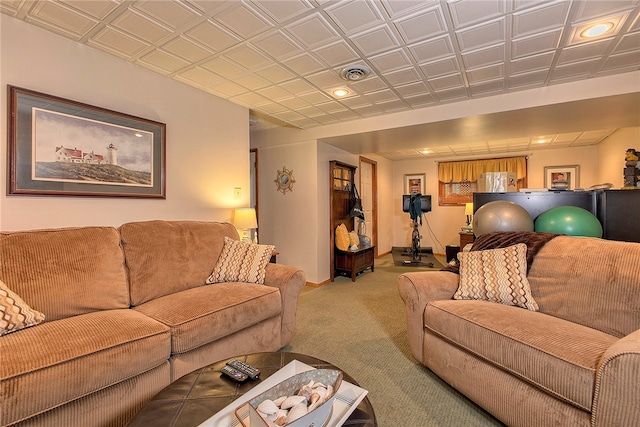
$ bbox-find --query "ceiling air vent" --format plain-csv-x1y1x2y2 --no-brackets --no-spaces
340,64,371,81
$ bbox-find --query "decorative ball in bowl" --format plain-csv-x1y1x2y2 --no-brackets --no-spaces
236,369,343,427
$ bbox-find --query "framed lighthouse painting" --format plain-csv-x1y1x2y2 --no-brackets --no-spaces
7,85,166,198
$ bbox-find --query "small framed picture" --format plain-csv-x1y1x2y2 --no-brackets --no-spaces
544,165,580,190
404,173,425,194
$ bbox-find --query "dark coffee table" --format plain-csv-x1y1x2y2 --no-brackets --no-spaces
127,352,376,427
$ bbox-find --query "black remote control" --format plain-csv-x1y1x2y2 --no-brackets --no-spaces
226,359,261,380
220,365,248,382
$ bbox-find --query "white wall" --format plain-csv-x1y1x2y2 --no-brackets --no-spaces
1,15,250,231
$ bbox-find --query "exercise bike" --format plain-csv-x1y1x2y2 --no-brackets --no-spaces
401,193,434,267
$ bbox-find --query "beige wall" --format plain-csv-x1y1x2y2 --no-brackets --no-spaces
1,15,250,231
597,127,640,186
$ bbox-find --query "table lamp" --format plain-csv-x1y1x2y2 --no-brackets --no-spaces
233,208,257,243
465,203,474,227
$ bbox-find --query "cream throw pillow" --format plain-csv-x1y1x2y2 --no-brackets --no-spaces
348,230,359,248
454,243,539,311
1,279,45,336
207,237,275,285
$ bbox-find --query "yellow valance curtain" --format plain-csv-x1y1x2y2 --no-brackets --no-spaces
438,156,527,182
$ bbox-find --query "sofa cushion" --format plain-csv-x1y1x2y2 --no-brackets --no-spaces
0,227,129,321
528,236,640,338
207,237,275,285
133,282,282,354
0,309,170,425
455,244,538,311
425,299,618,411
120,220,240,306
0,279,45,336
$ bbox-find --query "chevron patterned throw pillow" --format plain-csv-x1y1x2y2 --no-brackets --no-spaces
454,243,539,311
207,237,275,285
1,279,45,335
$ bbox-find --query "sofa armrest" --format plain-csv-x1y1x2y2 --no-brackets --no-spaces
263,263,306,348
592,328,640,427
397,271,459,363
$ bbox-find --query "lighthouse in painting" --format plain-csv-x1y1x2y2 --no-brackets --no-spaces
106,143,118,165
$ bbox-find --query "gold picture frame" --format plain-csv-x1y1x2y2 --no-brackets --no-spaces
404,173,425,194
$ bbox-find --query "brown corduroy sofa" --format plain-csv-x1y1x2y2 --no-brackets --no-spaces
398,235,640,427
0,220,306,427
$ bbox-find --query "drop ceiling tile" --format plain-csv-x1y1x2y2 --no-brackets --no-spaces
138,49,190,73
600,50,640,71
461,43,505,69
176,67,225,87
132,0,200,29
383,67,422,85
231,91,271,106
507,69,548,88
296,104,327,117
447,0,505,28
573,0,637,21
409,35,455,62
511,28,562,58
568,13,629,46
251,0,313,23
299,91,333,104
234,73,272,91
28,1,98,39
553,132,581,142
349,76,388,93
252,31,305,61
313,40,360,67
456,17,506,52
110,8,173,44
420,56,460,78
314,101,348,114
352,104,386,117
551,58,600,80
363,89,399,103
256,86,295,101
369,49,414,73
378,98,408,112
278,79,316,95
60,0,121,20
434,86,468,101
185,20,242,53
289,117,321,129
393,6,447,43
512,1,569,38
274,109,306,121
429,72,465,90
211,2,273,39
208,80,249,97
557,38,613,65
467,63,504,83
201,57,247,79
469,78,505,96
341,96,373,109
88,26,149,58
162,36,212,62
256,102,289,114
305,69,345,89
394,81,430,96
282,53,327,76
379,0,438,18
404,92,437,107
224,45,272,70
254,63,296,84
285,13,341,49
325,0,384,35
349,25,402,56
612,31,640,53
510,51,554,74
326,109,360,121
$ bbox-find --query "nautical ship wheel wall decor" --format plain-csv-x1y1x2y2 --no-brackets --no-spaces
275,166,295,195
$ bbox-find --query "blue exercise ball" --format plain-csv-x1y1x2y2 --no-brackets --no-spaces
534,206,602,237
473,201,534,237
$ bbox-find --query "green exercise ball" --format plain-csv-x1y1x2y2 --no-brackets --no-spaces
473,201,534,237
534,206,603,238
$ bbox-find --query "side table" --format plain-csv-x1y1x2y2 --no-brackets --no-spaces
334,245,375,281
127,352,376,427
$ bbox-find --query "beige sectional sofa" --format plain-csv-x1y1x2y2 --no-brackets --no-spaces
0,220,306,427
398,234,640,427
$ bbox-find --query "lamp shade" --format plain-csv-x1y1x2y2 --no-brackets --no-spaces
234,208,257,229
465,203,474,216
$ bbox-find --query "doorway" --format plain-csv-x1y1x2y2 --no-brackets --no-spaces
359,156,377,257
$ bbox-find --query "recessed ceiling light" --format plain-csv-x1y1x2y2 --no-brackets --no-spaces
333,88,349,97
536,138,547,144
581,22,613,38
420,149,430,154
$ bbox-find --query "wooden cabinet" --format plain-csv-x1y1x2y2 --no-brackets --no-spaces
335,245,375,282
330,161,357,281
459,232,475,248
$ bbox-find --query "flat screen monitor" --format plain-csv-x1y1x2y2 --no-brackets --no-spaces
402,194,432,213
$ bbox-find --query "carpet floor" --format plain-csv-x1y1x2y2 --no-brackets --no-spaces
281,253,504,427
390,246,445,268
